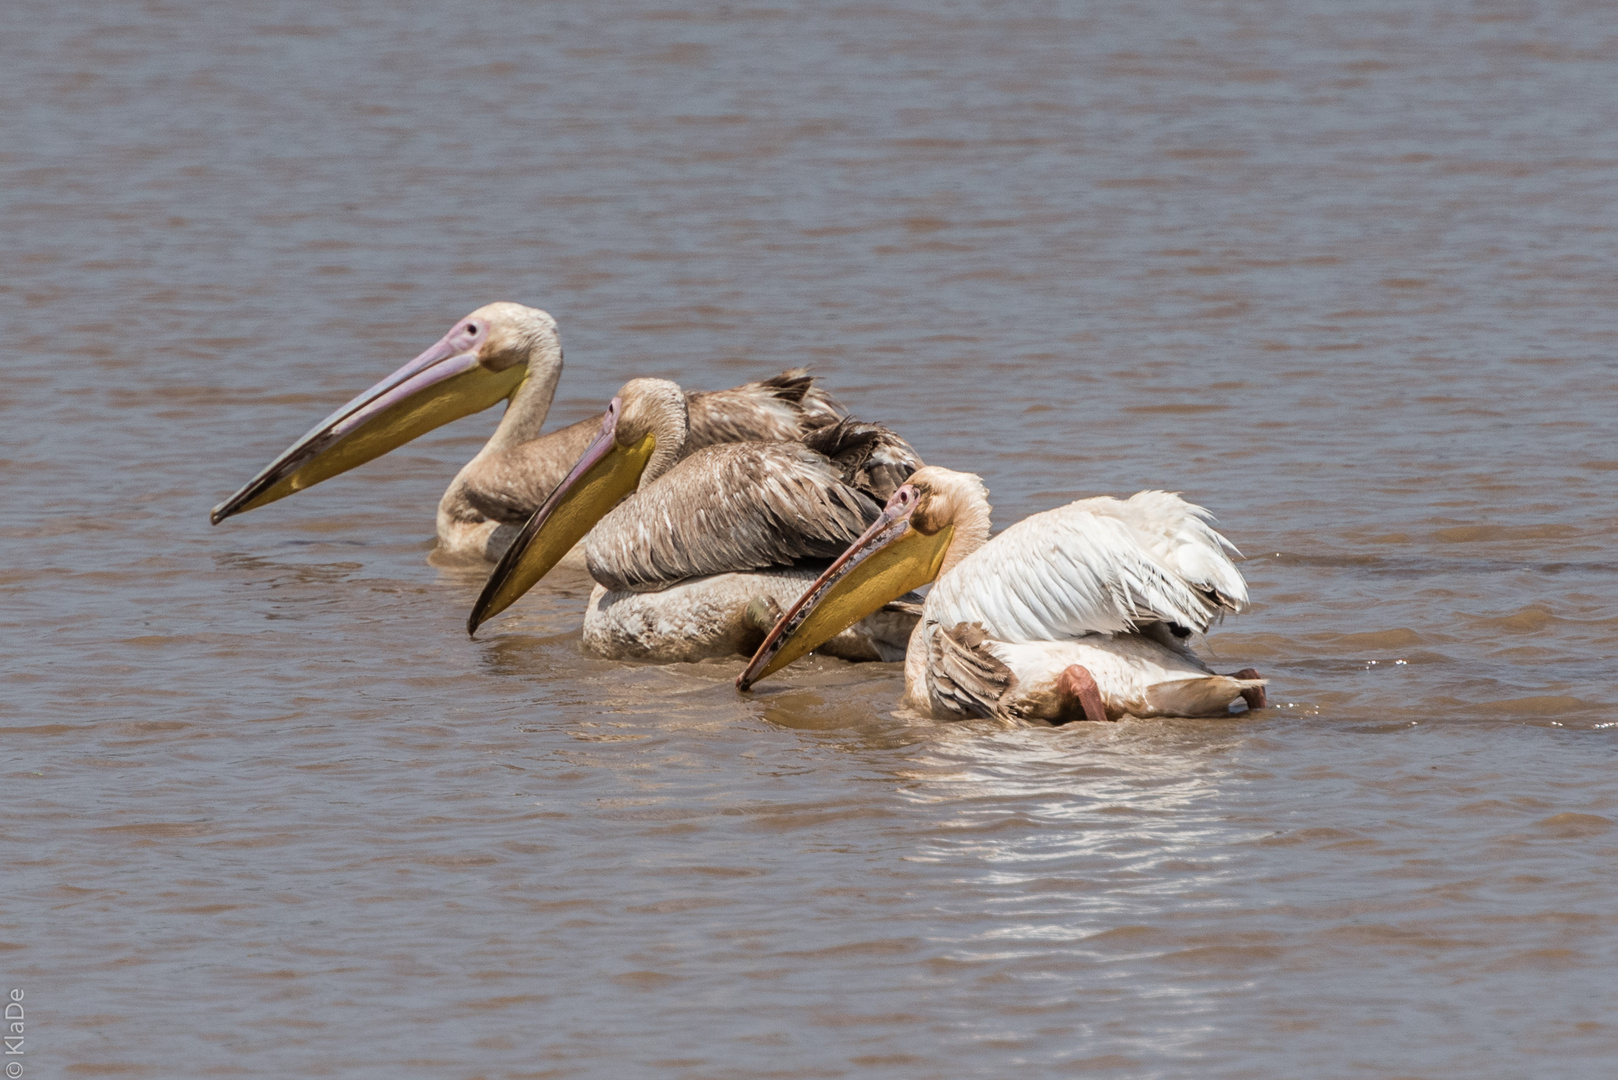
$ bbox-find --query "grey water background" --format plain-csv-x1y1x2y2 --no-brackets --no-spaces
4,0,1618,1076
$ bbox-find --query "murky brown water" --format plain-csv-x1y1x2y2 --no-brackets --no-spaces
6,0,1618,1076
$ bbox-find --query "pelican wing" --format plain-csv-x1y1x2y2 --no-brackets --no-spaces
923,622,1014,720
924,492,1247,642
1108,490,1248,612
584,441,882,592
685,369,847,449
800,418,923,502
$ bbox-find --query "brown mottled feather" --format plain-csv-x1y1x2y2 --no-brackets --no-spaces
584,442,883,593
685,369,846,446
799,417,923,502
924,622,1015,721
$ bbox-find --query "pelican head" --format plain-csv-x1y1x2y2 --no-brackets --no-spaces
467,378,688,634
209,303,561,524
736,466,988,690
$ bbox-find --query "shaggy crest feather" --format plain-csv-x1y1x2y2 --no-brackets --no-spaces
799,417,922,501
683,368,847,450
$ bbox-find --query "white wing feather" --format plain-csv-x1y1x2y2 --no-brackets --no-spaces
1110,490,1248,609
923,491,1246,642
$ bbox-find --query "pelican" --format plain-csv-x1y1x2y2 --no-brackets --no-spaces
467,378,923,662
737,467,1268,724
208,303,845,560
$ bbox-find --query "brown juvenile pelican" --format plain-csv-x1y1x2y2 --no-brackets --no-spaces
467,378,922,662
208,303,844,560
737,466,1267,724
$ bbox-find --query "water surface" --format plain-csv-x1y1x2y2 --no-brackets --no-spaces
4,0,1617,1076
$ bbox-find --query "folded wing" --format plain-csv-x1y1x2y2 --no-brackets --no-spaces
924,491,1247,642
585,441,884,593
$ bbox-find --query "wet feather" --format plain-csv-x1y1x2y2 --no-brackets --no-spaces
584,442,883,592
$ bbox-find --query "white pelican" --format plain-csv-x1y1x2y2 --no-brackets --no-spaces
737,466,1267,724
208,303,844,560
467,378,923,662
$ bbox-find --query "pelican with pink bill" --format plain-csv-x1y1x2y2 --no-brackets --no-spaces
210,303,847,561
738,467,1267,724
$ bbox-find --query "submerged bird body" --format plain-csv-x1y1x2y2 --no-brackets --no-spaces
210,302,845,563
469,379,924,662
581,571,913,663
739,467,1267,724
931,633,1261,723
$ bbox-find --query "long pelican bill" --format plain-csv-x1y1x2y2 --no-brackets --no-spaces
209,322,525,524
736,484,953,690
468,398,655,635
